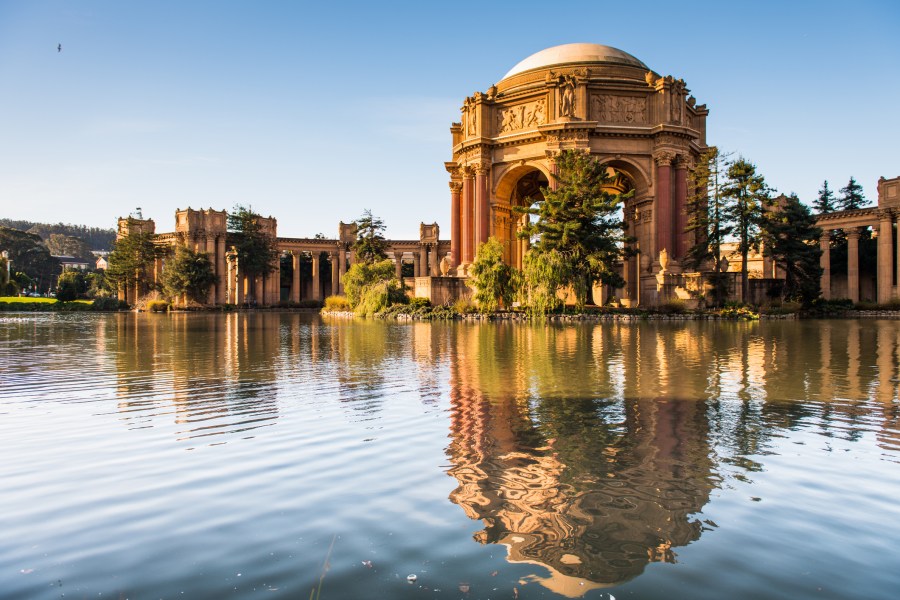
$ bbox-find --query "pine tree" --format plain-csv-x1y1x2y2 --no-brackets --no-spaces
106,224,162,301
517,150,632,311
721,158,771,303
161,244,217,304
352,209,389,264
838,177,868,211
761,194,822,304
227,205,279,304
813,180,836,214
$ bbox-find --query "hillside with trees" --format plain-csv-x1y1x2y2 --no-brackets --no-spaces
0,219,116,251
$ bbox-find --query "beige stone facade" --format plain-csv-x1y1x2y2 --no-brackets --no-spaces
446,43,709,306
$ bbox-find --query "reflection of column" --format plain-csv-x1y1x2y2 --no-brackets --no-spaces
216,236,226,304
330,252,339,297
394,251,403,280
291,252,300,303
674,157,688,259
848,228,860,303
820,232,831,300
462,167,475,263
338,245,347,295
450,181,462,267
311,254,321,301
878,213,893,303
655,152,674,258
897,215,900,300
475,164,490,247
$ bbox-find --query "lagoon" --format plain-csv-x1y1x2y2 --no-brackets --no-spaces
1,312,899,599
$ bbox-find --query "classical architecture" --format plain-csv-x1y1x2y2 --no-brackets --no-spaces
446,43,709,305
115,209,451,307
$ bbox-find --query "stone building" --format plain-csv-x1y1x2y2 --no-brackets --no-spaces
446,43,709,306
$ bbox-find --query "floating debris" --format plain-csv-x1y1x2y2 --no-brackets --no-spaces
407,574,417,583
361,560,373,568
459,583,470,593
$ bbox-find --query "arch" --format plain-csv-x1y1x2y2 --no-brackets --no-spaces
494,161,553,203
492,164,551,269
594,156,651,198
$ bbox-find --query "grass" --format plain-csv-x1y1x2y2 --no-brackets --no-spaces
0,296,92,304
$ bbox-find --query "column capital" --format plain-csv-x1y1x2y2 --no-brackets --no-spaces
474,161,491,176
462,165,476,179
673,154,692,170
847,227,862,240
819,230,832,242
449,180,463,193
654,151,676,167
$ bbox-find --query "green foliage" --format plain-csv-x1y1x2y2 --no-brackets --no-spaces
341,259,404,315
0,226,61,291
161,244,217,304
352,209,389,264
838,177,868,211
761,194,823,305
147,300,171,312
468,237,518,313
45,233,94,261
452,296,477,314
408,297,431,310
659,298,687,314
90,297,127,311
57,270,88,301
106,223,162,298
324,295,350,311
814,180,836,214
517,150,632,311
521,249,568,316
227,205,279,294
722,157,771,302
0,219,116,250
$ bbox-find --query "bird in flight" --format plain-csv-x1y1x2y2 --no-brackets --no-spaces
57,43,62,52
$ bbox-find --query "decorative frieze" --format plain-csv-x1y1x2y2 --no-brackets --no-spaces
497,99,547,134
592,95,647,124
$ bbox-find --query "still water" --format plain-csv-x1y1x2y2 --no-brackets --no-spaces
1,313,899,600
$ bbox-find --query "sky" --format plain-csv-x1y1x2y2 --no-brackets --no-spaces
0,0,898,239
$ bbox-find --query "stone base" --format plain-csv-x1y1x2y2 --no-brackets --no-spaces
411,276,471,306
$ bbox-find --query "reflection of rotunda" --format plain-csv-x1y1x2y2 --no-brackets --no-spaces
446,43,708,305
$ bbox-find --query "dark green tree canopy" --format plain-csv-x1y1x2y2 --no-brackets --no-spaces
227,205,279,279
518,149,632,310
352,209,388,264
814,180,837,214
761,194,823,304
105,224,162,292
838,177,868,211
721,157,771,302
0,226,61,290
161,244,217,304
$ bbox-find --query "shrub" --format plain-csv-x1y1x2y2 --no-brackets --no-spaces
324,295,350,311
453,296,477,314
659,298,686,314
91,297,127,311
408,297,431,310
147,300,171,312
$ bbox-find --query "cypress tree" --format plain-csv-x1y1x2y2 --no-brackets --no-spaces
814,180,836,214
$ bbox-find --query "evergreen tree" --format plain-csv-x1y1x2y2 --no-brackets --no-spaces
352,209,388,264
103,224,162,301
227,205,279,304
761,194,822,304
161,244,217,304
838,177,868,211
468,237,518,313
684,147,732,306
0,226,61,292
721,157,771,303
517,150,632,311
814,180,836,214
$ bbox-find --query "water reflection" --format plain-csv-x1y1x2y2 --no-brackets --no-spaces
445,320,900,595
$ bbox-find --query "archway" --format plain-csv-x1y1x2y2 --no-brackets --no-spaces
494,166,549,269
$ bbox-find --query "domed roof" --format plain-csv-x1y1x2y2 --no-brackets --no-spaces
502,43,648,80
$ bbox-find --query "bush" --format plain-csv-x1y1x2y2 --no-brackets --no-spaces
658,298,686,314
91,297,127,311
55,283,78,302
453,296,477,314
324,295,350,311
147,300,171,312
408,297,430,310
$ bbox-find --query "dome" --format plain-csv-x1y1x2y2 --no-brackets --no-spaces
502,43,648,80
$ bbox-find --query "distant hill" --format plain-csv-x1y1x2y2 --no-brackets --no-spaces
0,219,116,250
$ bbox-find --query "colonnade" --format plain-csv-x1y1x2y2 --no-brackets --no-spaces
448,163,490,267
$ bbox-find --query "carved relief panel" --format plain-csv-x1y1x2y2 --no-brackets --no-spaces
592,95,647,124
496,99,547,134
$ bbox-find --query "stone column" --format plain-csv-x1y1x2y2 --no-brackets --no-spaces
330,252,339,297
546,151,559,191
449,181,462,267
413,251,421,278
655,152,674,258
254,275,264,306
291,252,301,303
896,215,900,300
216,236,226,304
475,164,490,248
337,245,347,295
311,254,321,301
394,251,404,280
878,213,893,303
819,232,831,300
674,157,689,259
206,235,217,305
429,244,439,276
462,168,475,263
847,228,860,303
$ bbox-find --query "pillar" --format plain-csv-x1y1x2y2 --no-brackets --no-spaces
896,215,900,300
820,232,831,300
206,235,217,305
449,181,462,267
475,164,490,248
291,252,301,303
462,168,475,263
429,244,439,276
330,252,339,297
311,254,321,301
848,228,860,303
547,151,559,191
254,275,264,306
878,213,893,303
216,236,226,305
674,157,688,259
413,251,421,278
338,245,347,295
394,251,403,280
655,153,674,259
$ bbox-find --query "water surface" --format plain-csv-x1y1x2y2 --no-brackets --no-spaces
1,313,899,599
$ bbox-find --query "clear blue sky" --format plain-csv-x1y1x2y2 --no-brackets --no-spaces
1,1,897,239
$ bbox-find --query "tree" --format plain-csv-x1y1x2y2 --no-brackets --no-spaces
341,259,405,316
838,177,868,211
813,180,836,214
0,226,61,293
227,205,279,304
517,150,632,311
721,157,771,303
761,194,823,304
161,244,217,304
684,147,733,306
468,237,518,313
56,270,88,301
353,209,388,264
105,225,161,302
